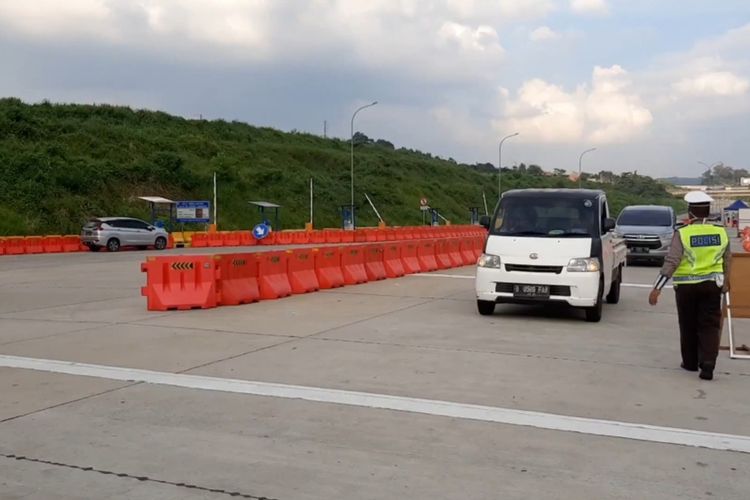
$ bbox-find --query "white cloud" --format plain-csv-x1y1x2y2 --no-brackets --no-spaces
495,65,652,144
437,22,504,53
570,0,609,16
529,26,559,42
673,71,750,97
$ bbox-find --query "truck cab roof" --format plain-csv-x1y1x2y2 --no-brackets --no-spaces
502,188,606,200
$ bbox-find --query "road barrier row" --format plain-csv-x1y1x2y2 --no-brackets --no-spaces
140,236,485,311
0,225,485,256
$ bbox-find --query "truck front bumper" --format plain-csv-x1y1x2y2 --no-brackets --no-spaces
475,266,600,308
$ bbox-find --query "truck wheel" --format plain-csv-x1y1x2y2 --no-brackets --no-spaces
606,266,622,304
585,278,604,322
477,300,496,316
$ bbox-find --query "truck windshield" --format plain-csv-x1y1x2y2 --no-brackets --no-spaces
617,209,672,226
491,197,597,237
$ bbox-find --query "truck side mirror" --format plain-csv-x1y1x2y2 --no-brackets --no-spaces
603,218,616,232
479,215,491,229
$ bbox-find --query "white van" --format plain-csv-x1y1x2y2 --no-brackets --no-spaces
475,189,626,322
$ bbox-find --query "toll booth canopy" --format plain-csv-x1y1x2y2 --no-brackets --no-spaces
249,201,281,230
138,196,175,228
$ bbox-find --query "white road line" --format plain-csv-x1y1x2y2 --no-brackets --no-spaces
1,354,748,454
413,274,672,289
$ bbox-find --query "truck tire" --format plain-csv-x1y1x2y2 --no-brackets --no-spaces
606,266,622,304
477,300,496,316
585,278,604,322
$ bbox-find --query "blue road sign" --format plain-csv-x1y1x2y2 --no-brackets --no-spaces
176,201,210,223
253,223,270,240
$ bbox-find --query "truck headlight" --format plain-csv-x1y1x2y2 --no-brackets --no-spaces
567,257,600,272
477,253,502,269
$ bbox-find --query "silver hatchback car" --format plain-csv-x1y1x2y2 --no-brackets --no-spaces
81,217,169,252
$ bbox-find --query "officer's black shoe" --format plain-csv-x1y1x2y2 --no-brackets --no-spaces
681,362,698,372
699,363,714,380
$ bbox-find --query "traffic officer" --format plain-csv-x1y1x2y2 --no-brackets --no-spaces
648,191,731,380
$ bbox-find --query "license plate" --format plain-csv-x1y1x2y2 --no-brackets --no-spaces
513,284,550,299
633,247,649,253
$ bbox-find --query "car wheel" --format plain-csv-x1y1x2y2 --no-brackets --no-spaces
606,266,622,304
477,300,496,316
106,238,121,252
585,278,604,322
154,237,167,250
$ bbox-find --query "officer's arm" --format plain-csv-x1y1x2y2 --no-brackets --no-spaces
723,243,732,291
653,232,683,290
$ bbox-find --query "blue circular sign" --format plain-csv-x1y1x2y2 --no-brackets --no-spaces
253,223,270,240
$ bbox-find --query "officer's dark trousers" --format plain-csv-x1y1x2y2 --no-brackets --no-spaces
674,281,722,369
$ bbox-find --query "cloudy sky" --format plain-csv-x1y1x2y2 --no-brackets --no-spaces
1,0,749,177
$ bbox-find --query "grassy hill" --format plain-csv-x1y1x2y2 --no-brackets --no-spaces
0,98,683,235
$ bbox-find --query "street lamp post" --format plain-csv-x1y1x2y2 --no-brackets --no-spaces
498,132,519,202
350,101,378,226
578,147,596,188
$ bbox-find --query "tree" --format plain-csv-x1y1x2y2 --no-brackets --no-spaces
527,164,544,176
553,168,567,176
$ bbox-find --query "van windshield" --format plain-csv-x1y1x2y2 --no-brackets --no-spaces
617,208,672,227
491,197,597,237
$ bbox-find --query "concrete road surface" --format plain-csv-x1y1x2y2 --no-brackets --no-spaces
1,247,749,499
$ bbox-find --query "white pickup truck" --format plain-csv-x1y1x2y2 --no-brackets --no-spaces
475,189,627,322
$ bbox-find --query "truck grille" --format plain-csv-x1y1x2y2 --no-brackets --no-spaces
495,283,571,296
505,264,563,274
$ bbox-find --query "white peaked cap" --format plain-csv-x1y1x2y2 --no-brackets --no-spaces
684,191,714,204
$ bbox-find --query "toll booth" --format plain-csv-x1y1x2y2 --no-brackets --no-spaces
138,196,176,229
340,204,357,230
469,207,481,225
249,201,281,230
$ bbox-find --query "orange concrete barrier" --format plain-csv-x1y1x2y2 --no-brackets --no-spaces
311,231,326,244
376,230,387,242
383,243,405,278
275,231,294,245
191,232,209,248
238,231,256,247
314,247,345,289
207,232,224,247
259,232,277,246
401,241,420,274
288,248,320,294
364,244,387,281
42,235,64,253
417,240,438,272
341,246,368,285
459,239,476,266
354,230,368,243
384,228,397,241
472,236,484,260
141,256,219,311
435,239,454,270
324,229,342,243
258,251,292,299
215,253,259,306
221,231,241,247
341,230,355,243
24,236,44,254
5,237,25,255
0,238,5,256
447,238,464,267
292,231,310,245
62,235,80,252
